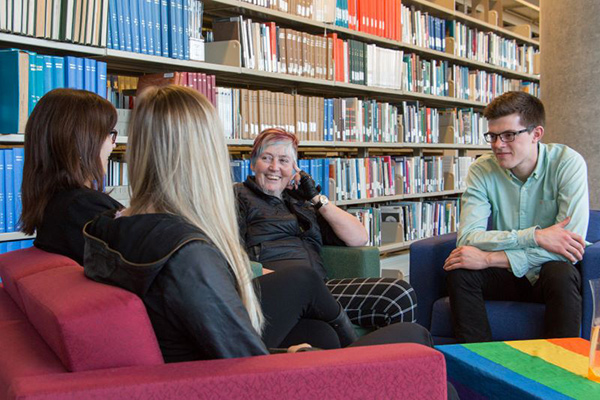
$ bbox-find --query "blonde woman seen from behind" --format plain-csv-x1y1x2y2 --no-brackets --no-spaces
83,86,362,361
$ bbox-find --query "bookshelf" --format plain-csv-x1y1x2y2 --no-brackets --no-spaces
0,0,539,258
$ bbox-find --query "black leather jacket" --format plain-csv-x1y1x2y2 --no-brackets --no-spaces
83,211,268,363
235,177,345,280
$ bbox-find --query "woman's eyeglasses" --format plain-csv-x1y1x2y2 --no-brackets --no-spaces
110,129,118,144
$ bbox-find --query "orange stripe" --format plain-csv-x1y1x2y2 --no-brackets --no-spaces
547,338,591,357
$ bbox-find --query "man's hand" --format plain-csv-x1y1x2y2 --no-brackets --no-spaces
287,343,312,353
444,246,491,271
534,217,585,263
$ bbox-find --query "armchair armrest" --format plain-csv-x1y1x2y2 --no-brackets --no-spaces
321,246,380,279
579,241,600,339
409,233,457,330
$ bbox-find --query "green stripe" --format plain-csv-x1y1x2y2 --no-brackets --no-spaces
463,342,600,400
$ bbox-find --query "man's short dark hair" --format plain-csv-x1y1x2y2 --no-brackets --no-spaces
483,91,545,128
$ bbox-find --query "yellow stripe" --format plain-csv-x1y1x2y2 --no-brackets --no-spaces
506,339,588,377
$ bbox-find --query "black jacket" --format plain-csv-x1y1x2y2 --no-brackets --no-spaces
235,177,344,280
83,211,268,363
34,188,123,265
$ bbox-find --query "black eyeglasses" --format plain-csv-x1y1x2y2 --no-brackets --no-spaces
483,127,532,143
109,129,118,144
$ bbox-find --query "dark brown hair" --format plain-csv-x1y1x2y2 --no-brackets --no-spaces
483,91,545,128
20,88,117,234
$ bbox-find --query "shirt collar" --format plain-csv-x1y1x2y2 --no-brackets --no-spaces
502,142,546,182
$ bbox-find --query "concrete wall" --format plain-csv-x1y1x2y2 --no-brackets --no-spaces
541,0,600,209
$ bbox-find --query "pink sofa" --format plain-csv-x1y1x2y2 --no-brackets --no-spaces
0,247,448,400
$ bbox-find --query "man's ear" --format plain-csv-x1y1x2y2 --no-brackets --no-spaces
532,125,544,143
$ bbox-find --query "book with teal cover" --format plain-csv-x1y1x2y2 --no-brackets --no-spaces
0,50,29,134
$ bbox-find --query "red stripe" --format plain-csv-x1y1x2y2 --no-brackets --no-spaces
547,338,590,357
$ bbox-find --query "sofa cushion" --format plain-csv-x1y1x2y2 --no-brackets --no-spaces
0,287,25,321
0,320,66,398
17,265,164,372
431,296,546,344
0,248,78,312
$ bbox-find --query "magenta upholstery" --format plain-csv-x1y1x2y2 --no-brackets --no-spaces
0,248,448,400
0,288,25,321
10,344,446,400
0,320,66,397
16,265,164,372
0,248,78,311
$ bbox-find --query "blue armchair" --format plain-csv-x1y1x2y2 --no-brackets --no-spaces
410,210,600,344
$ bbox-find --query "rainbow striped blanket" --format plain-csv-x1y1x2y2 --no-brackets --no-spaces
438,338,600,399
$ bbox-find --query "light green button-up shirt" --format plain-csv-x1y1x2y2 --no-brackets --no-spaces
457,143,589,284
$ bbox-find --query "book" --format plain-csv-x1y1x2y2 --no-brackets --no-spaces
0,50,30,134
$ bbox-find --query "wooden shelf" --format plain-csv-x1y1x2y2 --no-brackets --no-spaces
502,0,540,24
201,0,539,80
0,39,536,111
1,134,488,150
0,33,105,56
379,239,418,254
0,232,35,242
335,189,465,206
407,0,539,46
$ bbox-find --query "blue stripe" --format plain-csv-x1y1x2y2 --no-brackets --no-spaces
438,345,572,400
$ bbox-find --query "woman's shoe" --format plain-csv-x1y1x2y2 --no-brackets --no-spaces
327,303,358,347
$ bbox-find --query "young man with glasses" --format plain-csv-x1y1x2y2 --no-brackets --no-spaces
443,91,589,343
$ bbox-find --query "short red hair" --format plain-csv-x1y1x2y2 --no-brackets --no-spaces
250,128,299,167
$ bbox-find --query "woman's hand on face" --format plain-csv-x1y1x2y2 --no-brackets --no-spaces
286,161,302,190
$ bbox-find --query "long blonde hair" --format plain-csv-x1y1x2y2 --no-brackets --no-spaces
127,85,263,332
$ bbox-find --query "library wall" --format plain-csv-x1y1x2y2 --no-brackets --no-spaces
541,0,600,209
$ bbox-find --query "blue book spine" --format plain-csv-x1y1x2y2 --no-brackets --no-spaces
97,62,108,99
108,0,118,50
182,0,189,60
4,149,14,232
153,0,161,57
65,56,78,89
130,0,141,53
160,0,169,56
322,158,330,198
0,151,5,233
107,13,113,49
441,19,446,52
83,58,93,92
12,147,23,231
329,99,334,141
28,55,37,114
53,56,65,89
7,241,20,252
34,55,44,106
90,59,97,94
138,0,148,54
116,0,126,50
0,243,6,254
20,239,34,249
145,0,155,55
75,57,84,90
323,99,329,141
122,0,133,52
176,0,183,59
43,56,54,95
168,0,177,58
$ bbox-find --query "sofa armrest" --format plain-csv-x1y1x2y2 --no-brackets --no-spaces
321,246,380,279
579,241,600,339
9,344,447,400
410,233,457,330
